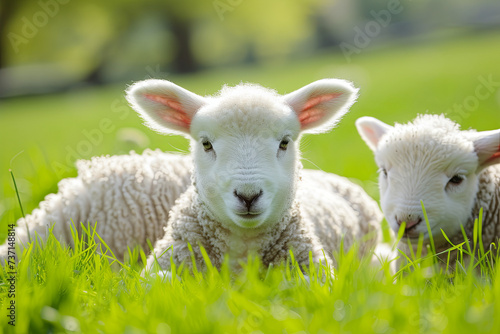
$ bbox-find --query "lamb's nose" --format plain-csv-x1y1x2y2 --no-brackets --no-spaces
396,215,423,231
234,190,263,210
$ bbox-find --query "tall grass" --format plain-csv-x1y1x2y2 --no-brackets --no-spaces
1,210,499,333
394,203,499,280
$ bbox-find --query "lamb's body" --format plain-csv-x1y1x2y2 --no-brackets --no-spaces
149,169,382,270
301,170,382,261
2,150,191,260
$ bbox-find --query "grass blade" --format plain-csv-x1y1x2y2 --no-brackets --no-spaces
10,168,31,243
421,200,435,256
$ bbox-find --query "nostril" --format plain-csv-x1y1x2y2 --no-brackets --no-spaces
405,218,422,230
396,216,423,230
234,190,263,209
251,190,263,204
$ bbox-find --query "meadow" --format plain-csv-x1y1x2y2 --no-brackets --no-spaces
0,31,500,333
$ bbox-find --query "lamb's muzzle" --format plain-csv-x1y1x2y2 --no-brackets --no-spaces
234,189,263,213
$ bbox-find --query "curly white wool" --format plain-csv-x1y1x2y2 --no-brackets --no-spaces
356,114,500,262
1,150,192,260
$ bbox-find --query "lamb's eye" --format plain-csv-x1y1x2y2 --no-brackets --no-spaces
279,139,289,151
379,168,388,178
202,140,213,152
448,175,464,185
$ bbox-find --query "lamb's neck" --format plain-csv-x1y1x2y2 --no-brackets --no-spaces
467,167,499,248
193,191,302,267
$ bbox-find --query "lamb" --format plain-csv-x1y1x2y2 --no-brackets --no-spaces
124,78,384,272
1,150,192,261
356,114,500,264
3,79,383,270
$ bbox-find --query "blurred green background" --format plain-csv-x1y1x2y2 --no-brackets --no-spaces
1,0,500,235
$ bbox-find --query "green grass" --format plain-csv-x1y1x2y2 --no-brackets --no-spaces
0,219,499,333
1,31,500,333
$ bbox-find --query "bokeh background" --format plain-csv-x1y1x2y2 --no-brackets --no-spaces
1,0,500,235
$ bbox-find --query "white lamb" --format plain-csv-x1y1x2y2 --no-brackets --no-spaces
2,79,383,270
356,114,500,263
124,78,383,271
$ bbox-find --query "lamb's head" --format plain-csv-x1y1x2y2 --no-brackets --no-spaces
356,114,500,247
127,79,358,231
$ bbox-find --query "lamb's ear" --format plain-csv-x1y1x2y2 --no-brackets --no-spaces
126,79,207,136
473,129,500,172
355,116,393,151
284,79,359,134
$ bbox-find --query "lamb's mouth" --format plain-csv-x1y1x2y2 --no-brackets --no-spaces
394,218,424,240
402,228,428,241
403,225,420,239
236,212,262,220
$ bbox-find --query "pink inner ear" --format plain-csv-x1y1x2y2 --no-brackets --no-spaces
484,146,500,165
362,126,376,139
144,93,191,128
360,125,382,148
302,92,342,111
298,108,326,128
298,92,342,128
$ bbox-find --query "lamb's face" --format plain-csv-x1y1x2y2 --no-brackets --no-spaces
376,135,479,246
127,78,359,231
190,100,301,229
357,114,500,249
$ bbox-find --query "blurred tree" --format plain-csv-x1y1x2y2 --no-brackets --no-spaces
0,0,26,69
225,0,322,59
1,0,327,93
192,0,324,67
82,0,214,76
159,0,212,73
79,2,140,84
